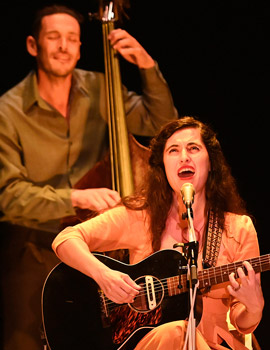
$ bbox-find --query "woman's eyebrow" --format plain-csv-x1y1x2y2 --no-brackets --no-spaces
165,143,180,152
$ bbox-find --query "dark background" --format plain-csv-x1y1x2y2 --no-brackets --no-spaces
1,0,269,347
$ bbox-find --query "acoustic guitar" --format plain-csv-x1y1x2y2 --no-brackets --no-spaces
42,249,270,350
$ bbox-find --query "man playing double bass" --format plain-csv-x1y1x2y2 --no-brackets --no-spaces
0,4,178,350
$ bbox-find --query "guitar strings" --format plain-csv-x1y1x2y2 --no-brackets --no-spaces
103,276,182,311
101,255,270,312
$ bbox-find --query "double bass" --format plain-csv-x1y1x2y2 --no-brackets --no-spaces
62,1,150,230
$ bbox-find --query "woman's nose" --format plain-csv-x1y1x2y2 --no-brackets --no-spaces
180,149,190,163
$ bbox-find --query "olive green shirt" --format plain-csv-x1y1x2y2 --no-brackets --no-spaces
0,65,178,232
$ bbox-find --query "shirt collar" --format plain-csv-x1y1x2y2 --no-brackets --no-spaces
23,71,50,113
71,69,89,97
23,69,88,113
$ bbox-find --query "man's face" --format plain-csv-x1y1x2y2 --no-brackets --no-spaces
35,13,81,77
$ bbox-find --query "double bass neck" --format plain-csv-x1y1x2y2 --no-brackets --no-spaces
102,2,134,197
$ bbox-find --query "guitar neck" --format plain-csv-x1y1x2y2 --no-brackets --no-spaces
198,254,270,289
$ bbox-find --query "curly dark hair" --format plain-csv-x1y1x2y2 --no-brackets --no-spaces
123,116,247,252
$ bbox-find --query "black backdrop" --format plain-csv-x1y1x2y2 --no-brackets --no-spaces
1,0,269,347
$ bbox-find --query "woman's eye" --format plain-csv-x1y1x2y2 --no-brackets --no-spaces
188,145,200,153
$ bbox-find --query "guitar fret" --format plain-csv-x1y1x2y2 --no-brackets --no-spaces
231,262,237,278
200,269,210,288
167,275,188,296
226,263,230,281
174,276,180,295
209,268,216,285
216,266,221,284
172,276,177,296
167,276,175,297
220,265,226,284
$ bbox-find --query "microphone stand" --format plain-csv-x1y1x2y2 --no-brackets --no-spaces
176,205,199,350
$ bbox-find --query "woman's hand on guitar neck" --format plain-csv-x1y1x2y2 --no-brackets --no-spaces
71,188,121,212
227,260,264,330
108,29,155,69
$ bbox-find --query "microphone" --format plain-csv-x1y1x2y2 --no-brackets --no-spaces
180,183,198,286
180,183,195,209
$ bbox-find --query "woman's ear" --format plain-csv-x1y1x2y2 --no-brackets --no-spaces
26,36,38,57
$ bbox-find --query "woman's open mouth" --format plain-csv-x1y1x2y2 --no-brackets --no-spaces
178,167,195,179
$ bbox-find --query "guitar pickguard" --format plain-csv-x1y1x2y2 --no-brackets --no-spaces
110,304,162,344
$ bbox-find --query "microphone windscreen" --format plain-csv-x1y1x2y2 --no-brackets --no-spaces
180,183,195,205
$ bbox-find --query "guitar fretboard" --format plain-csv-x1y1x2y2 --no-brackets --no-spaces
166,254,270,295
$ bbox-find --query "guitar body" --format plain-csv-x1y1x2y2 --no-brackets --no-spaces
42,249,201,350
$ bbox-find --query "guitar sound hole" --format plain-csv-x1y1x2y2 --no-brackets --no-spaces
130,275,164,312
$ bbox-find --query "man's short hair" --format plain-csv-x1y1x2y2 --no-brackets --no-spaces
31,4,84,40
